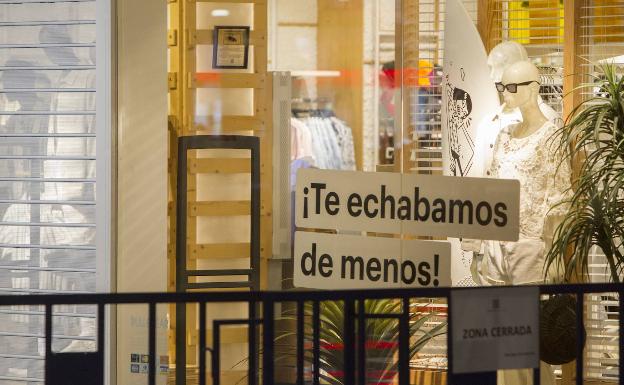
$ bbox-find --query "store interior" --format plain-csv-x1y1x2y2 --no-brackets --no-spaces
0,0,622,384
162,1,624,384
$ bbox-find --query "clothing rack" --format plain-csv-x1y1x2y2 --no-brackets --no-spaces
536,65,564,114
290,100,356,171
291,97,335,118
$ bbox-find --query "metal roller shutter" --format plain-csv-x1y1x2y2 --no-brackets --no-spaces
0,0,98,382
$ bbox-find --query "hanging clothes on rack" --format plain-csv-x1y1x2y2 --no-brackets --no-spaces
290,109,356,171
291,116,356,170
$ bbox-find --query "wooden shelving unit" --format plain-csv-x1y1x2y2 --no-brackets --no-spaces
167,0,272,383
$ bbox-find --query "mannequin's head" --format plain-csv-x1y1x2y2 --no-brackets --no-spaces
499,61,540,110
487,41,529,82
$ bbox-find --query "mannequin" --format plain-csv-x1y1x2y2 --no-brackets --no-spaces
473,42,561,193
477,61,571,285
485,61,571,385
487,41,561,123
464,41,563,279
487,41,528,84
499,62,547,139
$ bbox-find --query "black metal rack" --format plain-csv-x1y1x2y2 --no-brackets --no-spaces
175,135,261,385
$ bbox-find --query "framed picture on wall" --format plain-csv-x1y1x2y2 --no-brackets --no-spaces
212,26,250,69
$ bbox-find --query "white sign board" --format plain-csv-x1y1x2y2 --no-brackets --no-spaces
442,0,503,286
442,0,500,179
294,232,451,289
295,169,520,241
451,287,540,374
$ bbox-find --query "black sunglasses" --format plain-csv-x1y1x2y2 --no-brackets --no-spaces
495,80,539,93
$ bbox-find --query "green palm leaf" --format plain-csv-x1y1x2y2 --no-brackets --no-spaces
545,62,624,283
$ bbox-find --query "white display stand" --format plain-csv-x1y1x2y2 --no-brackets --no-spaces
441,0,501,287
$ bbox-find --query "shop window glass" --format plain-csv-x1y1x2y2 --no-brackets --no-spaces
495,0,565,118
579,0,624,381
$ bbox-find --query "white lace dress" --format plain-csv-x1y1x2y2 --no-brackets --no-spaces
485,121,571,385
484,121,571,285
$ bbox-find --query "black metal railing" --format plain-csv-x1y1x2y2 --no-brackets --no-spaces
0,283,621,385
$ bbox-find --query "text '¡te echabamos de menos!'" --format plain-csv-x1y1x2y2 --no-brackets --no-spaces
301,183,508,227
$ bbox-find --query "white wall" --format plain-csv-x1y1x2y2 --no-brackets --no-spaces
271,0,318,97
116,0,168,383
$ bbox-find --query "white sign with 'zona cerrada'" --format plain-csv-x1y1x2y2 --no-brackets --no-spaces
295,169,520,241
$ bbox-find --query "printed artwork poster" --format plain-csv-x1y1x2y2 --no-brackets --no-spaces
212,26,250,69
441,0,501,286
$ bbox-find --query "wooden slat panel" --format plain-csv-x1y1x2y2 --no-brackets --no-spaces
196,29,266,47
253,0,268,74
191,242,250,259
477,0,502,53
255,0,270,286
197,0,266,3
194,73,265,89
189,158,251,174
193,115,264,132
190,200,250,216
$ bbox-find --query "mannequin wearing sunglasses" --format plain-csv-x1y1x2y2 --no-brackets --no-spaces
467,43,562,187
479,61,572,385
486,41,561,124
463,42,563,264
498,61,548,139
470,61,572,285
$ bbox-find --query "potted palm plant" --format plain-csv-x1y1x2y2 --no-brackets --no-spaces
272,299,447,385
544,62,624,282
234,299,446,385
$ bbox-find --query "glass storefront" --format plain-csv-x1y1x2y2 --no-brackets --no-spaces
164,1,624,384
0,0,622,384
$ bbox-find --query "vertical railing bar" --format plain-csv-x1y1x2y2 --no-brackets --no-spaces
313,300,320,385
619,290,623,385
534,291,541,385
199,302,207,385
344,298,356,385
399,297,410,385
357,299,366,385
148,302,156,385
312,299,321,385
576,292,584,385
213,322,221,385
297,300,305,385
44,303,52,384
97,303,105,352
249,300,258,385
447,293,453,385
175,138,189,385
263,297,275,385
98,302,105,380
